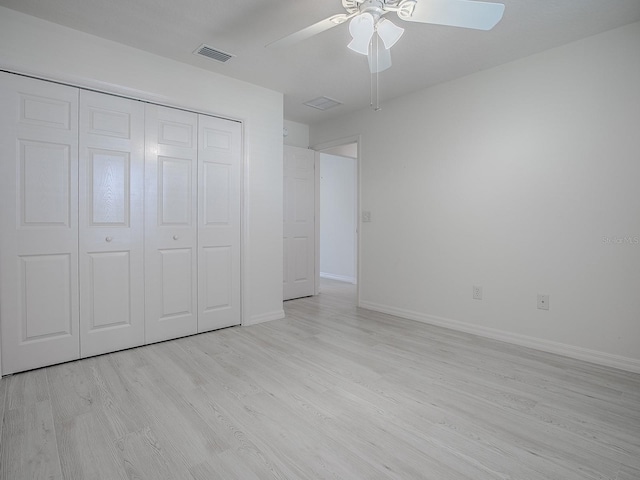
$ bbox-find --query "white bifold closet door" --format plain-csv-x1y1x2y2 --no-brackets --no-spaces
144,105,199,343
197,114,242,331
144,107,242,341
79,91,145,357
0,73,80,374
1,72,242,374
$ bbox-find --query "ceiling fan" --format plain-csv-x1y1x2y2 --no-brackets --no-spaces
267,0,505,73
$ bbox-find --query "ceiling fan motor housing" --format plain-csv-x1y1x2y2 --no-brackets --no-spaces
343,0,417,20
344,0,386,15
361,1,386,21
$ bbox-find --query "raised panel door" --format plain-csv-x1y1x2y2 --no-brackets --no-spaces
145,105,198,343
283,145,316,300
79,90,145,357
197,115,242,332
0,72,80,375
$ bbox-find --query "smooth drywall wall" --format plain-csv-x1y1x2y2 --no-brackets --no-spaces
284,120,310,148
310,22,640,371
0,7,285,326
320,153,357,283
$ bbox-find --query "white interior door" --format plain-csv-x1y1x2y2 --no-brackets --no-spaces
0,72,80,375
283,145,316,300
197,115,242,331
145,104,198,343
79,90,145,357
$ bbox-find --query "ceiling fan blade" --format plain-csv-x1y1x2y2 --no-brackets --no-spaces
402,0,505,31
266,13,353,48
368,37,392,73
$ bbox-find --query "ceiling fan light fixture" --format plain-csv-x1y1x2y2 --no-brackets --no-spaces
376,18,405,50
347,13,375,55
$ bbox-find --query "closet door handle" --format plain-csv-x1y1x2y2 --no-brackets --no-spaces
173,235,179,240
105,236,113,243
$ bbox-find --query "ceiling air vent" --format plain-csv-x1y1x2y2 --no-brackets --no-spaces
194,44,235,63
304,96,343,111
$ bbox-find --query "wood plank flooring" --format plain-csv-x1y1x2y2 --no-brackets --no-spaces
1,278,639,479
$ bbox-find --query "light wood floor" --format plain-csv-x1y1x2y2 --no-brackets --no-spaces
1,278,639,479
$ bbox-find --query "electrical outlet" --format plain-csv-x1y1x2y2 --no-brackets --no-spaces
473,285,483,300
537,294,549,310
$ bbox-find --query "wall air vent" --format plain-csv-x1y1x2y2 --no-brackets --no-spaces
303,96,343,111
193,44,235,63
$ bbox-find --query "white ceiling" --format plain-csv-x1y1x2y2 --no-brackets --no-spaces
1,0,639,125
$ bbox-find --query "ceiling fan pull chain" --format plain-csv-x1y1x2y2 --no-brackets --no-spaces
375,35,381,111
370,41,374,108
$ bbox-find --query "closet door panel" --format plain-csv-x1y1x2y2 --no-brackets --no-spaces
145,105,198,343
86,251,131,329
79,91,145,357
202,246,232,311
0,72,80,375
159,248,194,316
19,254,74,338
198,115,242,332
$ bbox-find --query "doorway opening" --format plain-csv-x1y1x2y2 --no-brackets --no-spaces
282,136,360,307
314,137,360,307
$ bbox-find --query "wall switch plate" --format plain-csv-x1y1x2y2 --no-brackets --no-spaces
473,285,483,300
362,211,371,223
537,294,550,310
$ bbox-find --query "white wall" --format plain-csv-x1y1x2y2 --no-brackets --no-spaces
284,120,310,148
310,22,640,372
320,153,357,284
0,7,285,327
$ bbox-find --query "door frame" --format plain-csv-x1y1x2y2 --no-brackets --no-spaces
310,135,361,306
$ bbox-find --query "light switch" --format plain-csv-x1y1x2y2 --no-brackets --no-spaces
362,211,371,223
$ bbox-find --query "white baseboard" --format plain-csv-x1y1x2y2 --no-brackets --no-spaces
320,272,356,284
243,309,285,327
359,301,640,374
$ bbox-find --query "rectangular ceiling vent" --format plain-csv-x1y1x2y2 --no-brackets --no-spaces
194,44,235,63
304,96,343,111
